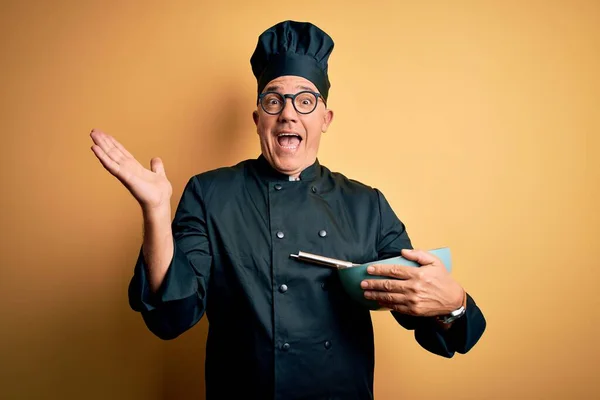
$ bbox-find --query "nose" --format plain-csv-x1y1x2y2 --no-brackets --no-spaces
278,97,298,123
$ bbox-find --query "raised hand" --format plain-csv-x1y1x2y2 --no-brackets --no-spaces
90,129,173,212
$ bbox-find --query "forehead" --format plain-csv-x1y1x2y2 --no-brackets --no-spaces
262,75,319,93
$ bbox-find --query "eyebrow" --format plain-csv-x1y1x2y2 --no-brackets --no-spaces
263,84,318,93
296,85,316,92
263,84,282,92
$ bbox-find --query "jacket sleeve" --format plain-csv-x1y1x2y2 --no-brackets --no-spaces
375,189,486,357
128,176,213,340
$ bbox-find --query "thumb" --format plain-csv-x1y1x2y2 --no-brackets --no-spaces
150,157,166,176
401,248,438,266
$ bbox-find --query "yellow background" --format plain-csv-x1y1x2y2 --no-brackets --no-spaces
1,1,598,399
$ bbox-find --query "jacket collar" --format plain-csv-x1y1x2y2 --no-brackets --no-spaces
254,154,321,182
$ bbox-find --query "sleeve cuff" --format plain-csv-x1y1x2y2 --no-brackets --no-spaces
128,239,205,312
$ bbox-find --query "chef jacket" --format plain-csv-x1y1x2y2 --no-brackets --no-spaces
128,155,486,400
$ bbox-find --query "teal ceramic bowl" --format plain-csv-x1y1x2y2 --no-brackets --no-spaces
337,248,452,310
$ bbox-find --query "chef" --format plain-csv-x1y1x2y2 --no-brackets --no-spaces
90,19,486,400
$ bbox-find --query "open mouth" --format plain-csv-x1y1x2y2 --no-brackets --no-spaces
276,132,302,150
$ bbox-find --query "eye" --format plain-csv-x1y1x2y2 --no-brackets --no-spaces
296,93,315,106
261,93,284,112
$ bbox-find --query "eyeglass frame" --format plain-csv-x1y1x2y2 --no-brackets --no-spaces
257,90,326,115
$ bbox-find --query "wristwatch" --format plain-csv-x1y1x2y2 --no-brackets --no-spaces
436,291,467,324
436,304,466,324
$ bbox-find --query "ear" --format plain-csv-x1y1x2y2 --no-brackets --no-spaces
252,110,259,127
321,109,334,133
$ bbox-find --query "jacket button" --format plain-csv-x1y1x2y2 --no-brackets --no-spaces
318,230,327,238
282,343,290,351
274,184,282,191
311,186,318,193
324,340,332,349
279,284,288,293
276,231,284,239
321,282,328,291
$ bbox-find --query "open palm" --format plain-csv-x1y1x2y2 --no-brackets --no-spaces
90,129,173,211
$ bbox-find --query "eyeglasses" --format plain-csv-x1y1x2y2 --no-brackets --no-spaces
258,91,324,115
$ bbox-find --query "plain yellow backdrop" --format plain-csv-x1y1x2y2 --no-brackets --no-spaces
1,1,598,399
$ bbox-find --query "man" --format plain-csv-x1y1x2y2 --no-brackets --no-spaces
90,20,485,400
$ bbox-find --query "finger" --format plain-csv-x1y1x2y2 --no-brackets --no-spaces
377,302,412,314
360,278,406,293
90,130,127,163
91,145,120,176
150,157,165,176
363,290,404,304
366,264,415,279
107,134,134,159
90,129,111,149
401,248,437,266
